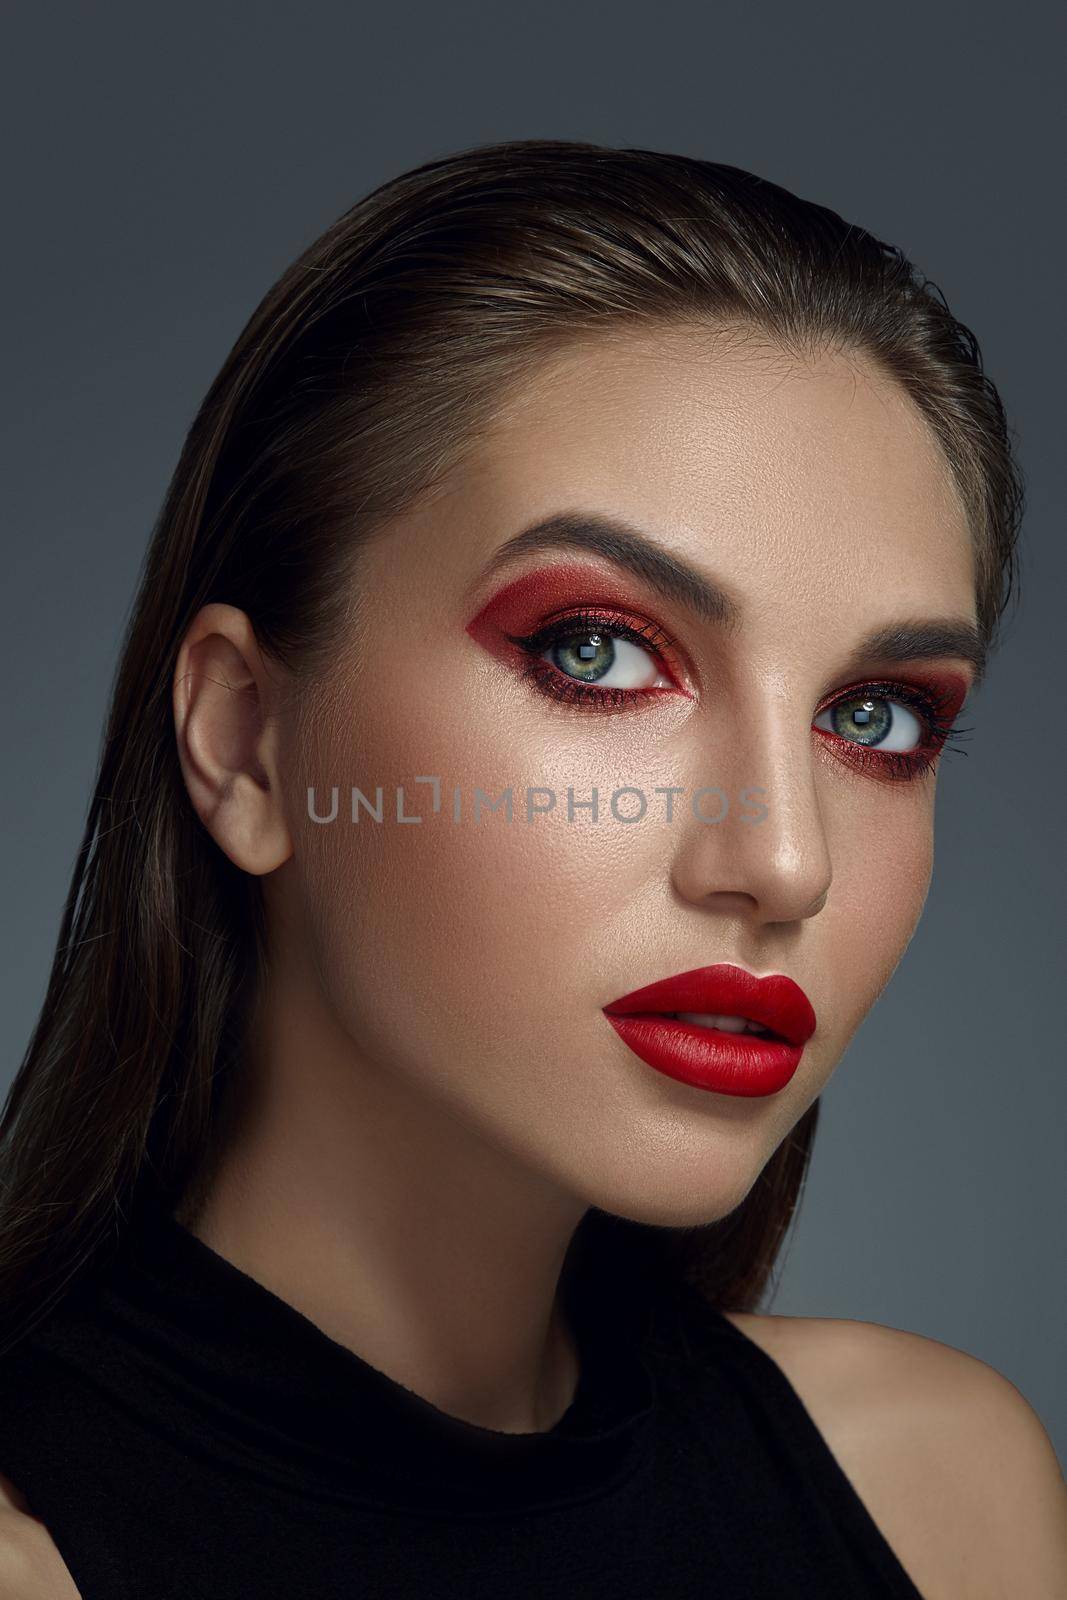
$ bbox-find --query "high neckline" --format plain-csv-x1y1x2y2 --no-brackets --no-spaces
100,1201,660,1514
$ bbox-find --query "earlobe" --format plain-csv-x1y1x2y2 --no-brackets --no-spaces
172,603,293,876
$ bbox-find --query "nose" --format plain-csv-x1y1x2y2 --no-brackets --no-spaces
669,712,833,927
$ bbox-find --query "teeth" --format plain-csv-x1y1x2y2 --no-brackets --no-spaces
674,1012,771,1036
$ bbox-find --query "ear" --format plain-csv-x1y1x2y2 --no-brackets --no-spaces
173,603,293,875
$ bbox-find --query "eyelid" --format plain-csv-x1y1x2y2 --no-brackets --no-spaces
815,672,970,713
511,605,672,653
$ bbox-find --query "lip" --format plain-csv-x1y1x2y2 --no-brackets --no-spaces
602,963,817,1098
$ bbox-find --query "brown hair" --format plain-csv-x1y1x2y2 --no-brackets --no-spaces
0,138,1024,1352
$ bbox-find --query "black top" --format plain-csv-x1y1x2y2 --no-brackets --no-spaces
0,1205,925,1599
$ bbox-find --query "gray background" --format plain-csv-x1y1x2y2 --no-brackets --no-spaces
2,4,1063,1462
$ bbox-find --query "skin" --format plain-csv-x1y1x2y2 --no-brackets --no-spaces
7,326,1065,1598
170,325,978,1434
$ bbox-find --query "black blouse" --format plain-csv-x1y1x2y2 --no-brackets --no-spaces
0,1203,925,1598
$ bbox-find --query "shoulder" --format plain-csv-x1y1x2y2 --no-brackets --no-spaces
723,1310,1067,1600
0,1476,81,1598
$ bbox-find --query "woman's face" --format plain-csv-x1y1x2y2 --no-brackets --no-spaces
277,326,979,1227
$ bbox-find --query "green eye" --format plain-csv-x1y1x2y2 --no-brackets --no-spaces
541,632,671,690
813,694,923,751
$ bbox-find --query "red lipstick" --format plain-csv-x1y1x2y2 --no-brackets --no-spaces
603,963,817,1097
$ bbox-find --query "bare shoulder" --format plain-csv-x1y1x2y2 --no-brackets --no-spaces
0,1475,81,1599
722,1310,1067,1600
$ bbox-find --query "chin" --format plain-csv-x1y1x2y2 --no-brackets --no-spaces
557,1126,772,1232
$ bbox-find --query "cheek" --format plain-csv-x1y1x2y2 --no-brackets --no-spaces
293,628,686,1049
819,783,935,1045
290,652,641,1089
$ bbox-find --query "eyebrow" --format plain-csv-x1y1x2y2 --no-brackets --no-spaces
838,620,986,688
478,510,741,627
478,510,987,685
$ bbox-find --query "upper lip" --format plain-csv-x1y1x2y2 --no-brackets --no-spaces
603,963,817,1047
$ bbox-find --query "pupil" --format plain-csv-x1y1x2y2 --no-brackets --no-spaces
833,696,891,745
554,633,615,682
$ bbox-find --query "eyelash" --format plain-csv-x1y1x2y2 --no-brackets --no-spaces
505,609,971,781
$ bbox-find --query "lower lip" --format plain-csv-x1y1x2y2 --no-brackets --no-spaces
603,1013,803,1097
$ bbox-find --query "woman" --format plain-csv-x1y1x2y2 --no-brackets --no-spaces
0,139,1063,1598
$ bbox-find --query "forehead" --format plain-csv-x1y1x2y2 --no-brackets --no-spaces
367,324,979,646
470,326,975,609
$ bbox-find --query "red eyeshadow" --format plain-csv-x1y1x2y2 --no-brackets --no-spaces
465,562,662,652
